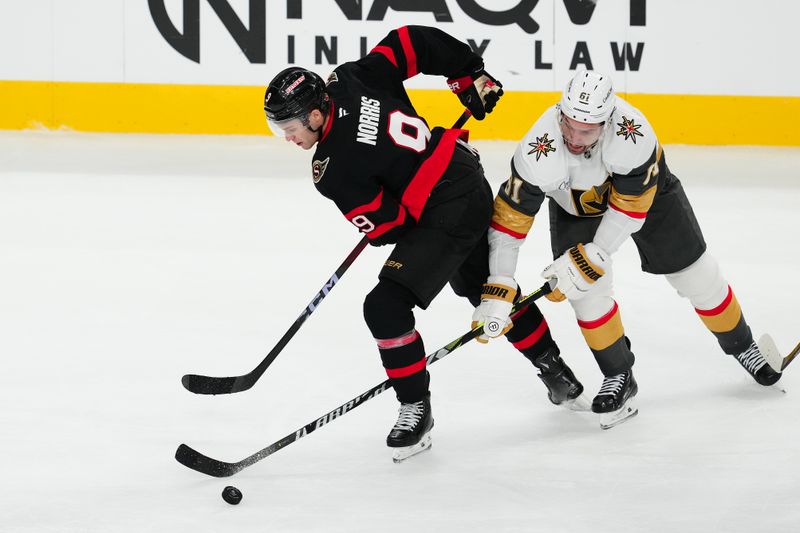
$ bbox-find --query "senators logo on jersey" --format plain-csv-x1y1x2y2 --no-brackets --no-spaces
312,157,330,183
527,133,557,161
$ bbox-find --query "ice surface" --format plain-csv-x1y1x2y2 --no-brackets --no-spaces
1,130,798,533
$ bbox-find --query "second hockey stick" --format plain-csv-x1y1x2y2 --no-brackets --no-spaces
182,236,369,394
175,281,552,477
181,109,472,395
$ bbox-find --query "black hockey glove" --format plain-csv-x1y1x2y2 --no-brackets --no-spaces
447,69,504,120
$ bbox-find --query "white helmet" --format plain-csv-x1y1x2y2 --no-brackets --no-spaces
559,70,615,123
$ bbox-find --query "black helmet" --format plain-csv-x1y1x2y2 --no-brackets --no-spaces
264,67,329,133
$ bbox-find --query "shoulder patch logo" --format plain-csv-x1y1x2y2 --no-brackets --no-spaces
338,107,349,118
527,133,557,161
312,157,330,183
616,116,644,143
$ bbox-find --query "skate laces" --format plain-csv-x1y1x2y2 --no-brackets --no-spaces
735,342,767,375
393,401,425,431
597,372,627,397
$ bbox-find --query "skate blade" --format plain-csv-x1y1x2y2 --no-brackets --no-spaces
564,393,591,412
391,432,432,463
599,398,638,430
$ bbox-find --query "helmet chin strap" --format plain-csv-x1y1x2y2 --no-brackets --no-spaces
305,109,328,140
306,95,331,137
305,124,322,145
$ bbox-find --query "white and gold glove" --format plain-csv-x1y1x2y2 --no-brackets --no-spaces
541,243,609,301
471,275,517,343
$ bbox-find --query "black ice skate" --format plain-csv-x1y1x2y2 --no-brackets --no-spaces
732,341,782,386
533,349,590,411
592,370,638,430
387,393,433,463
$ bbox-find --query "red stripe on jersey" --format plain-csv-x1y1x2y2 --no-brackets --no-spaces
367,205,407,240
397,26,418,78
512,318,548,350
577,301,619,329
385,356,426,379
320,101,335,142
345,189,383,220
696,286,733,316
371,45,397,67
490,220,528,239
609,201,647,219
375,330,419,349
401,129,463,220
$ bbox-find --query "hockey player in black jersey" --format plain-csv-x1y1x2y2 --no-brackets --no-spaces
264,26,589,461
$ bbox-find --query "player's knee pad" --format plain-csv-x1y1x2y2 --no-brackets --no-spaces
363,279,417,339
569,264,615,322
570,294,616,323
665,252,728,309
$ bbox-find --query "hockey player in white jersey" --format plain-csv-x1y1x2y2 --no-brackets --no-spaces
471,70,782,429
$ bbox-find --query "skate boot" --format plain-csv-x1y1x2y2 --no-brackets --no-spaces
592,370,638,430
732,341,782,386
532,349,590,411
387,393,433,463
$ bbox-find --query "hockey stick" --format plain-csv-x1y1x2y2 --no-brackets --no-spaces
783,342,800,371
453,109,471,128
182,236,369,394
181,110,472,396
175,282,552,477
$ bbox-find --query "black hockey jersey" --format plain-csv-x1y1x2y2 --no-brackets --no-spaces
311,25,484,245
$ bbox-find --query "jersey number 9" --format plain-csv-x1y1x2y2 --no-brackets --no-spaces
350,214,376,233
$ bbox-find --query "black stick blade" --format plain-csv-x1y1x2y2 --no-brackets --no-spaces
175,444,241,478
181,374,251,395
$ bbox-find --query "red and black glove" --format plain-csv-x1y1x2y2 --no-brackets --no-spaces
447,69,504,120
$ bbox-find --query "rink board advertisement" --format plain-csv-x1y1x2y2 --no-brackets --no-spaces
1,0,798,144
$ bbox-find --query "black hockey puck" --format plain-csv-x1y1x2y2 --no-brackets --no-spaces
221,485,243,505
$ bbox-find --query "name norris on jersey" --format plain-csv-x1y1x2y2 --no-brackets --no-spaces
356,96,381,146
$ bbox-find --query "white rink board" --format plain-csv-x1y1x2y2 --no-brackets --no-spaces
0,0,798,95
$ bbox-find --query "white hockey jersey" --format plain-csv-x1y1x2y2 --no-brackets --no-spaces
487,96,669,276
